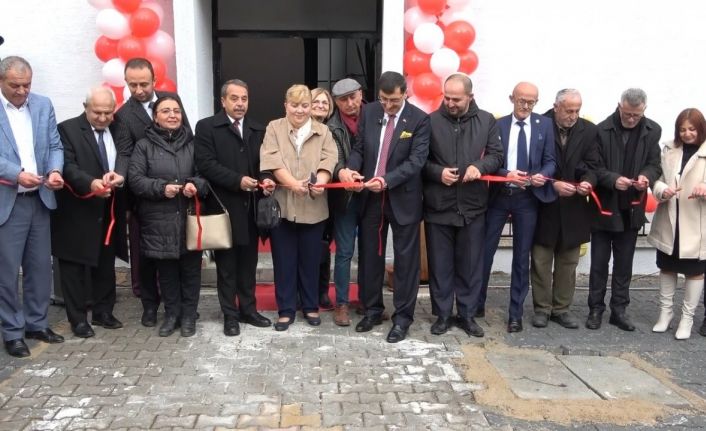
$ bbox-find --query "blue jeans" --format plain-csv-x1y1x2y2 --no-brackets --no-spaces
333,195,359,305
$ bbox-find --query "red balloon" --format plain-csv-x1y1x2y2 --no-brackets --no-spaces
458,49,479,74
148,57,167,83
117,36,146,62
405,36,416,52
155,78,177,92
101,82,125,105
130,8,160,38
645,192,658,213
95,36,119,62
113,0,142,13
413,72,442,99
444,21,476,53
404,49,432,76
418,0,447,16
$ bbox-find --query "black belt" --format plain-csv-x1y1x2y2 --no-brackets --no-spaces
499,186,526,196
17,190,39,197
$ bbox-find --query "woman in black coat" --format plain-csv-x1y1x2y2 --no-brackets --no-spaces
128,96,208,337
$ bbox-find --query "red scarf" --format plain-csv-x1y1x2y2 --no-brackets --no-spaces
340,111,359,136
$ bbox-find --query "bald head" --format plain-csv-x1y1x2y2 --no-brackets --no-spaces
84,87,116,131
509,82,539,120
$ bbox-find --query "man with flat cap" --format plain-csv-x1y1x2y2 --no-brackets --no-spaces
326,77,365,326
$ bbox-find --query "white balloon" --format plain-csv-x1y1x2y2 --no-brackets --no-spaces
447,0,471,8
413,23,444,54
440,5,472,25
87,0,113,9
404,7,437,34
123,85,132,102
430,48,460,79
96,8,130,40
407,95,434,114
145,30,176,61
142,1,165,23
102,58,127,87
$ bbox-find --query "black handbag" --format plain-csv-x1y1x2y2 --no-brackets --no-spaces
256,195,281,230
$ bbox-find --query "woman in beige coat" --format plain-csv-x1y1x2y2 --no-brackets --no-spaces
260,85,338,331
648,108,706,339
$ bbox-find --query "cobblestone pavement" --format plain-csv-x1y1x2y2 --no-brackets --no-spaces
1,278,706,430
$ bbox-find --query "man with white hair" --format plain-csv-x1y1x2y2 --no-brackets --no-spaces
51,87,131,338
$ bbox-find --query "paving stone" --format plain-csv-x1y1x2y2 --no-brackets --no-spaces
559,355,691,407
194,414,237,428
152,414,197,428
487,350,600,400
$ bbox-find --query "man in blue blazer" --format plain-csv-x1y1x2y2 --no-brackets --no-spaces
478,82,557,332
0,56,65,357
339,71,430,343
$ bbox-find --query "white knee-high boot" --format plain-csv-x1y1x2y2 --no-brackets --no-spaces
675,278,704,340
653,272,678,332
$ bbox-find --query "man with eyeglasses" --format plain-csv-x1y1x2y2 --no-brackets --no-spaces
116,57,190,328
339,71,430,343
586,88,661,331
478,81,557,333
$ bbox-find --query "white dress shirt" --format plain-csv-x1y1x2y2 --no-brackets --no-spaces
141,93,158,118
506,114,532,172
1,92,37,192
92,127,117,171
227,114,243,137
374,102,404,175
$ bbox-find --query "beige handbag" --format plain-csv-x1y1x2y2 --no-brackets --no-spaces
186,184,233,251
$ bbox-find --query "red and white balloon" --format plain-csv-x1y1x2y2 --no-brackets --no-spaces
89,0,177,108
404,0,478,113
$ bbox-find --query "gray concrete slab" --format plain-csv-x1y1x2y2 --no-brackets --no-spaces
486,350,600,400
559,355,690,407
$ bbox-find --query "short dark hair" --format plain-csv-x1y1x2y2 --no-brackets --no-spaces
152,95,180,119
378,71,406,94
674,108,706,147
124,58,154,79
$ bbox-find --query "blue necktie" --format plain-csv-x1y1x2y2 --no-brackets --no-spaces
96,130,109,172
516,121,528,171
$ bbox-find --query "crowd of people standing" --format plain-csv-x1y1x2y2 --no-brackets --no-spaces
2,54,706,359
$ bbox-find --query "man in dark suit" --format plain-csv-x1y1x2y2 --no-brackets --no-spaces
530,89,601,330
115,57,190,327
0,56,65,357
194,79,274,336
51,87,131,338
339,71,430,343
478,81,557,333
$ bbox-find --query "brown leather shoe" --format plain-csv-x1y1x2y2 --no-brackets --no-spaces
334,304,351,326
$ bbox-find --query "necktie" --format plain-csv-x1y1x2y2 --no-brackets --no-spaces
147,101,155,118
516,121,528,171
96,130,109,172
232,119,242,139
375,114,396,176
558,127,569,147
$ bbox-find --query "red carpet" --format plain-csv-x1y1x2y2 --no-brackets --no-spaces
255,283,358,311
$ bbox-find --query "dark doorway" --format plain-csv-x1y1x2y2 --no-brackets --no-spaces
212,0,382,125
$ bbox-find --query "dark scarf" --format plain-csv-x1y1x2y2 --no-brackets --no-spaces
340,111,359,136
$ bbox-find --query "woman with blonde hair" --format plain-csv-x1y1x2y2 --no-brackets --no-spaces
260,84,338,331
310,87,334,123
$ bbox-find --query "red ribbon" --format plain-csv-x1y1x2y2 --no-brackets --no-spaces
192,192,204,250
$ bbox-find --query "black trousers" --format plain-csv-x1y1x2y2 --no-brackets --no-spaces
588,228,639,314
58,238,117,327
426,217,485,320
358,193,420,328
214,226,259,319
152,251,202,319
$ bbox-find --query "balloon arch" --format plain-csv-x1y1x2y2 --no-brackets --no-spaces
88,0,177,108
404,0,477,113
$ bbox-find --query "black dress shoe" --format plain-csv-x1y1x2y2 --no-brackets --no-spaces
223,316,240,336
386,324,408,343
474,308,485,318
456,317,484,337
25,328,64,343
72,322,95,338
4,339,30,358
274,317,293,332
159,316,179,337
355,315,383,333
240,312,272,328
507,319,523,333
141,309,158,327
699,318,706,337
609,312,635,331
304,313,322,326
430,317,452,335
92,312,123,329
550,312,579,329
585,310,603,330
180,316,196,337
531,312,549,328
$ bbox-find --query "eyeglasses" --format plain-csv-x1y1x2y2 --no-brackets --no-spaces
618,104,645,120
514,98,537,108
378,95,405,105
157,108,182,116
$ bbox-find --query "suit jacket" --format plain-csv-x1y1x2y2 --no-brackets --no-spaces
194,110,265,245
347,101,430,225
0,93,64,225
494,112,557,203
534,111,601,249
51,113,130,265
